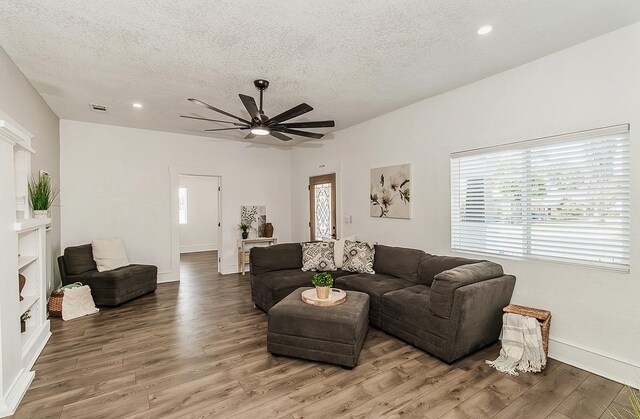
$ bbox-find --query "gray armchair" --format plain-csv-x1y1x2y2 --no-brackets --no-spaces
57,244,157,306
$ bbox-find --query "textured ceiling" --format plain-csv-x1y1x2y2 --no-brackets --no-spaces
2,1,640,146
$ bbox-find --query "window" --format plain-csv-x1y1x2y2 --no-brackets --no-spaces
450,124,629,270
178,186,188,224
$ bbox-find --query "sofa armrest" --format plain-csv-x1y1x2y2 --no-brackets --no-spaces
429,261,504,319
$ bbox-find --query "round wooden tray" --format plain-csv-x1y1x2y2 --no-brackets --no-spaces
301,288,347,306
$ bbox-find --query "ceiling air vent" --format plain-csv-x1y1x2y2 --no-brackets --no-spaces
89,103,108,112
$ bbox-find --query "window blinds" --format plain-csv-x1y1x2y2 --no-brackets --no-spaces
450,124,630,270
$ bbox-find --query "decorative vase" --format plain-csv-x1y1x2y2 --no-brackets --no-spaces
18,274,26,302
315,286,330,299
20,320,26,333
33,210,48,219
264,223,274,238
242,231,249,239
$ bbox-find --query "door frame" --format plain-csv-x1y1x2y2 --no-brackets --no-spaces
300,163,342,242
170,166,222,280
309,173,336,241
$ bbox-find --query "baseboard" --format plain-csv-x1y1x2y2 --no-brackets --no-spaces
180,244,218,253
0,369,34,418
549,337,640,387
157,270,178,283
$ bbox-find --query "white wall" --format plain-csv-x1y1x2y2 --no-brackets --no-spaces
179,175,219,253
0,46,60,293
60,120,291,277
291,23,640,385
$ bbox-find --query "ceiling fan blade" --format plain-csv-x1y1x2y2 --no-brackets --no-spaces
265,103,313,126
188,98,251,124
239,94,261,123
244,132,256,140
271,120,335,129
203,127,247,132
180,115,244,125
269,131,292,141
273,128,324,139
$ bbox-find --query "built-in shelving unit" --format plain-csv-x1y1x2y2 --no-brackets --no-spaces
0,114,51,417
15,188,51,373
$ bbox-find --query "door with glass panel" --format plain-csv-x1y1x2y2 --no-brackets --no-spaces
309,174,336,241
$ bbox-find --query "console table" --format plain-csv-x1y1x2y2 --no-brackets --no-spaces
237,237,277,275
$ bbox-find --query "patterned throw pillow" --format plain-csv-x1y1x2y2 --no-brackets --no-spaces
342,240,376,274
301,242,337,272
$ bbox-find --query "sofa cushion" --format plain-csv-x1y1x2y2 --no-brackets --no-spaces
334,273,413,313
430,261,504,319
373,245,425,283
301,242,337,271
92,238,130,272
250,243,302,276
66,264,157,306
64,244,97,275
342,240,376,274
417,254,481,286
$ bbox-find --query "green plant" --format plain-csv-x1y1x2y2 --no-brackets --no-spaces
609,385,640,419
311,272,333,287
21,310,31,322
28,173,60,211
239,223,249,232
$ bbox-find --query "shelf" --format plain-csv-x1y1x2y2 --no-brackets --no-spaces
20,296,38,316
15,218,51,233
18,255,38,270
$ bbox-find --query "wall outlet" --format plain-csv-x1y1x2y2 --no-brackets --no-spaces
344,215,353,224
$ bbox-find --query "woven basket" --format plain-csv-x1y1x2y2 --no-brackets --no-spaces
503,304,552,356
48,290,64,317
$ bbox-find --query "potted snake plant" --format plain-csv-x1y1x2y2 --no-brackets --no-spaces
311,272,333,299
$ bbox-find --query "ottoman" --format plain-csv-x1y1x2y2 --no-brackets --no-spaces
267,287,370,368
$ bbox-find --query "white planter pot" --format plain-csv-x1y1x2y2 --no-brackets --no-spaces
33,210,48,219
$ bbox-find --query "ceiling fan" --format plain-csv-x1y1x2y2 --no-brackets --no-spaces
181,79,335,141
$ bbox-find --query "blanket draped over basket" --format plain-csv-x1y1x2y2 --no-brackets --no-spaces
486,312,546,375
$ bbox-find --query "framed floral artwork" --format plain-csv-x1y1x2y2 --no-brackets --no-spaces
370,164,411,219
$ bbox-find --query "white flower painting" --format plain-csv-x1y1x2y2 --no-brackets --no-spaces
370,164,411,219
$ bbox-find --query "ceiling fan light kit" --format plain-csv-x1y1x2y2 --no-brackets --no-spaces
181,80,335,142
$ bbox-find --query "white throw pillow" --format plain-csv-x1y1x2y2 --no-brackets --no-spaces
322,235,356,268
92,238,130,272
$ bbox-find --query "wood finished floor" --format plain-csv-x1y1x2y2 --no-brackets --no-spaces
13,251,634,418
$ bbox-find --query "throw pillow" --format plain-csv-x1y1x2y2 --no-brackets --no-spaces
322,235,356,268
301,242,337,272
342,240,376,274
91,238,130,272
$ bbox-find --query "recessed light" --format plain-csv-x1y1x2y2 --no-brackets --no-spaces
477,25,493,35
132,103,143,109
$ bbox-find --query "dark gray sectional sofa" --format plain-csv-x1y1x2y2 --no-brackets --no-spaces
250,242,515,363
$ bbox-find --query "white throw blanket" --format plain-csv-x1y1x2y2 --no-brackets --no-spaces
486,312,546,375
61,285,100,321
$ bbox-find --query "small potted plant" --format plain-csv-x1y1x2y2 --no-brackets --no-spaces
20,310,31,333
28,172,60,219
312,272,333,299
239,223,249,239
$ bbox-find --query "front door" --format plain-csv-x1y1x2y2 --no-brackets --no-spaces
309,173,336,241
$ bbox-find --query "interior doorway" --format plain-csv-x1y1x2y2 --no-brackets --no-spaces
309,173,336,241
178,175,221,278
